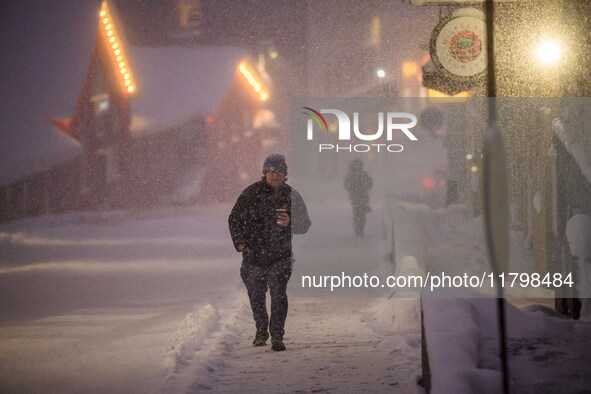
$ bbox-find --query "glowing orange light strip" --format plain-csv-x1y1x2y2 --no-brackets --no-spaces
238,62,268,101
427,89,470,102
99,1,136,95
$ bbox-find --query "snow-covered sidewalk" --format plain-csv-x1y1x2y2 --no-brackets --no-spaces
205,297,421,393
162,195,426,392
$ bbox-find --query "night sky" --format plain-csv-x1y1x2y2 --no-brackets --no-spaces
114,0,308,67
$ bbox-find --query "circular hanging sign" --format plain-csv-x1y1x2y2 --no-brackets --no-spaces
430,8,487,78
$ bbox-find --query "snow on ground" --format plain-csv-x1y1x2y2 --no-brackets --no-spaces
0,185,429,392
0,205,244,392
209,297,421,393
1,189,589,392
1,135,589,392
423,295,591,394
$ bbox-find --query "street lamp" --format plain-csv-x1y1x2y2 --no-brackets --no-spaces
536,39,562,66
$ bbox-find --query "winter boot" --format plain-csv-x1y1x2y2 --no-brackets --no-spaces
271,339,286,352
253,330,269,347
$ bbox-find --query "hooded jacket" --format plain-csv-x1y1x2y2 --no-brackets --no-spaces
229,180,311,264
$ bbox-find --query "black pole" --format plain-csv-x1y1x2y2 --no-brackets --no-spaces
484,0,510,393
485,0,497,99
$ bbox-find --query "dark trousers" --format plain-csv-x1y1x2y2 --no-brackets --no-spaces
240,258,292,340
352,204,368,237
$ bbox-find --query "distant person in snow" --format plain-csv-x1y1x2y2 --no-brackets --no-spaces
229,154,311,351
344,159,373,237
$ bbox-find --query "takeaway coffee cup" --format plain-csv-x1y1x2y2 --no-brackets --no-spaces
275,208,287,225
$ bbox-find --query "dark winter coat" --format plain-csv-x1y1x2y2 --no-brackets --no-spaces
345,169,373,209
228,180,311,265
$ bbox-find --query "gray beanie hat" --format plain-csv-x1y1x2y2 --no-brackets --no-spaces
263,153,288,175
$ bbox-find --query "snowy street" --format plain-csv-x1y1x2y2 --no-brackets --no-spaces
2,183,591,393
0,197,426,393
0,206,243,392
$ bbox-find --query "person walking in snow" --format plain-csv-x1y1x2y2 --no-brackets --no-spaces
344,158,373,237
229,154,311,351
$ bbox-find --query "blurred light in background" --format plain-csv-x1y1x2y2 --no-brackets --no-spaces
100,0,136,94
238,61,269,101
401,61,420,80
422,176,436,189
536,39,562,66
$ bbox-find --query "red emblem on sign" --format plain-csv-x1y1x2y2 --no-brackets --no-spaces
449,30,481,63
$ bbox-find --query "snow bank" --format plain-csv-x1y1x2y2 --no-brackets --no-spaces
371,256,423,331
168,165,206,205
163,303,220,368
566,214,591,321
422,294,591,393
553,117,591,185
565,214,591,261
372,297,421,332
161,296,251,392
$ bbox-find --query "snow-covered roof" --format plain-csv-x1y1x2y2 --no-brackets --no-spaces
128,46,249,137
0,0,100,185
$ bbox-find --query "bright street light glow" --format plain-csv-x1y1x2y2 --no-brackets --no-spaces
536,39,562,66
376,69,386,78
